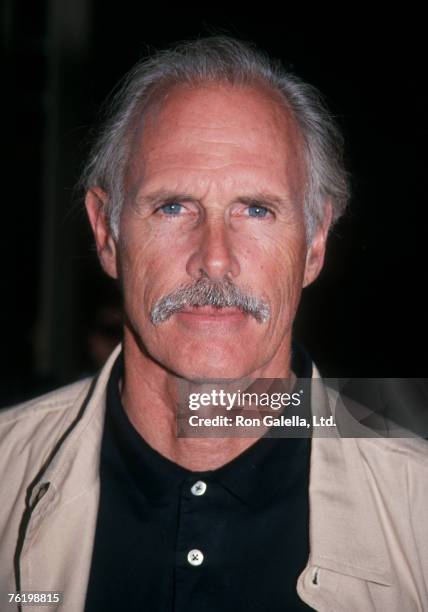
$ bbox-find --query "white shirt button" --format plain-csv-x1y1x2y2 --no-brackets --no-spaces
187,549,204,566
191,480,207,496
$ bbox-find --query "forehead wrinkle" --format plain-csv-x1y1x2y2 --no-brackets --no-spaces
141,84,302,149
161,82,293,126
144,137,281,162
138,165,285,189
166,124,266,141
141,138,288,172
133,159,301,203
142,161,280,173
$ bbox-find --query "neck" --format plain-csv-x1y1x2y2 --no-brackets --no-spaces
120,331,293,471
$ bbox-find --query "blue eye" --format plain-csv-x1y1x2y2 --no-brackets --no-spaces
159,202,183,215
248,205,269,218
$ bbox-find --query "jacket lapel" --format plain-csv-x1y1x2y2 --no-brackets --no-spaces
296,372,393,610
18,347,121,612
308,434,393,585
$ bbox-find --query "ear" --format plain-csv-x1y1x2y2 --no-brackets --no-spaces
85,187,118,279
303,201,333,288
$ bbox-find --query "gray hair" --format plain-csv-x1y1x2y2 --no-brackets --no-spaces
81,36,349,242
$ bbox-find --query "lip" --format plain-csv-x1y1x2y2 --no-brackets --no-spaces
176,306,247,322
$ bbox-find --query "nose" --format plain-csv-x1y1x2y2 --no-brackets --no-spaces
186,218,240,281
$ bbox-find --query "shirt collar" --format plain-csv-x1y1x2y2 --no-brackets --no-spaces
105,342,313,507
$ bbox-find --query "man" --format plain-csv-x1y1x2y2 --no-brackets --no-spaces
1,36,427,611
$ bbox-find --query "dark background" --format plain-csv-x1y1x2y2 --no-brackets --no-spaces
3,4,427,406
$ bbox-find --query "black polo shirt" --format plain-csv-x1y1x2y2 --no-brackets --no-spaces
84,345,314,611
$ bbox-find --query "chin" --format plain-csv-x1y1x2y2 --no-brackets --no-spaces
170,346,258,382
181,364,250,383
178,370,252,385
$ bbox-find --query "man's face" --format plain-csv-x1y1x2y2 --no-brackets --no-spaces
87,83,330,380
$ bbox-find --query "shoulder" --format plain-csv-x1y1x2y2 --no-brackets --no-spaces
321,380,428,468
0,377,97,532
0,377,93,428
0,345,120,458
0,344,122,465
0,377,94,462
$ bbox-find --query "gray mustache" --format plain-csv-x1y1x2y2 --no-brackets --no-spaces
150,277,271,325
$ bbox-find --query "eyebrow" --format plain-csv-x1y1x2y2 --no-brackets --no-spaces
236,193,290,209
135,189,291,209
136,189,199,207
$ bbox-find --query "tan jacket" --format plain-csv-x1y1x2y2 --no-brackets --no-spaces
1,345,427,611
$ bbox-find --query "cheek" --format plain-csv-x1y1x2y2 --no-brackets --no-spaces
117,240,157,316
242,231,306,307
117,229,190,317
